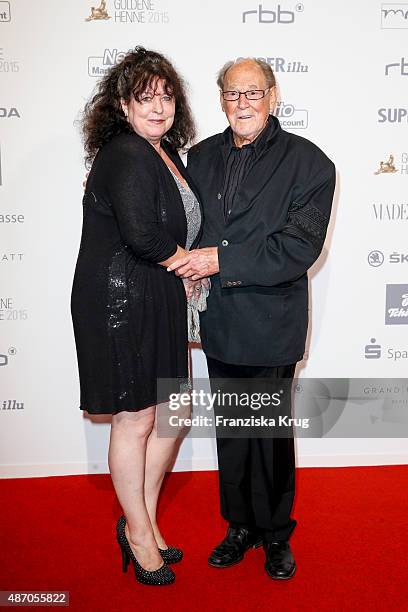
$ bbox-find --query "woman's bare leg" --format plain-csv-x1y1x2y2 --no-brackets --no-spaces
108,406,164,570
144,402,189,548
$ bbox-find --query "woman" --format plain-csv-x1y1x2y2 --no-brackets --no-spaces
71,47,203,586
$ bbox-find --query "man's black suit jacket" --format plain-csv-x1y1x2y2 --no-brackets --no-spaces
187,115,336,367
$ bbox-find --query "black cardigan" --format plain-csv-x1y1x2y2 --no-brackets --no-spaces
187,115,336,367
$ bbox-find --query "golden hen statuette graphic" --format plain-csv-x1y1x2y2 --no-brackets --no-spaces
85,0,111,21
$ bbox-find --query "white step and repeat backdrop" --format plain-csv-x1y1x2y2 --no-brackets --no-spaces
1,0,407,478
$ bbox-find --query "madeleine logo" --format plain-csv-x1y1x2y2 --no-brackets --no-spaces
85,0,111,21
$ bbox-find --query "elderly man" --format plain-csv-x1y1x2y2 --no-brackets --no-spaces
169,58,336,580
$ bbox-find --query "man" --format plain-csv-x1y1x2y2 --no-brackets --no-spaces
168,58,336,580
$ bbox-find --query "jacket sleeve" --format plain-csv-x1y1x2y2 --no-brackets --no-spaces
104,138,178,263
218,162,336,288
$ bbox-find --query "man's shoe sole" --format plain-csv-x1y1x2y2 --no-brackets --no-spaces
208,538,263,569
264,563,297,580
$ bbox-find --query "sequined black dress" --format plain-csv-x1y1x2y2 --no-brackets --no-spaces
71,132,202,414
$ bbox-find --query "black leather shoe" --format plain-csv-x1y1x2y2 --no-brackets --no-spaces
208,526,263,568
264,541,296,580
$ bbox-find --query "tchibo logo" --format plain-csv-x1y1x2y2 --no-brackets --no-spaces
275,102,308,129
381,3,408,28
0,1,10,22
373,153,408,175
364,338,408,361
385,57,408,76
368,250,408,267
385,284,408,325
372,203,408,221
237,56,309,73
1,399,24,411
242,3,304,23
378,108,408,123
88,48,127,77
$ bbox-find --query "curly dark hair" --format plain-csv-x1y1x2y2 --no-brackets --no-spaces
82,46,196,166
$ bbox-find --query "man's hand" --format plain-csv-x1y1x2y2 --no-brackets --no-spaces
167,248,219,280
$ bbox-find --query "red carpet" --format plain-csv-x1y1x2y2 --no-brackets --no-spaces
1,466,407,611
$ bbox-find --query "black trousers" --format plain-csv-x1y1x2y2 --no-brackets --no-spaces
206,356,297,542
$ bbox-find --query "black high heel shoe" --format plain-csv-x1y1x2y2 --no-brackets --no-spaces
116,516,175,586
159,546,183,564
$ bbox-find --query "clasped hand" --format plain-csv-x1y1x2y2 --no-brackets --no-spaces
167,247,219,281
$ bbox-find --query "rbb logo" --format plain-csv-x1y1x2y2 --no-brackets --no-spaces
242,3,303,24
385,57,408,76
0,354,8,366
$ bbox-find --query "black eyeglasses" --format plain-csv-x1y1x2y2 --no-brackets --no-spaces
221,88,270,101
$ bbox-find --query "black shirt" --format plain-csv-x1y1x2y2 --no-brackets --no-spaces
221,115,275,220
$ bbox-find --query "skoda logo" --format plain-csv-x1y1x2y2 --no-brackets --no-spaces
368,250,384,267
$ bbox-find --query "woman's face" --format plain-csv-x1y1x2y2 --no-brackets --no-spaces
121,77,175,146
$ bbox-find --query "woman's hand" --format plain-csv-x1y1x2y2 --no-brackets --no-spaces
183,278,202,301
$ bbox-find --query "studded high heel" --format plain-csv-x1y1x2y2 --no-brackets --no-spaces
116,516,175,586
159,546,183,564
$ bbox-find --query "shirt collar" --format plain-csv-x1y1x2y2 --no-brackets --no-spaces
221,114,281,159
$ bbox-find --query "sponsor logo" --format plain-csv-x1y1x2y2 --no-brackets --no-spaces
0,298,27,321
385,284,408,325
381,3,408,28
368,250,385,267
1,399,24,410
0,214,25,223
0,1,10,22
372,203,408,221
237,56,309,73
368,250,408,266
242,3,304,24
0,107,20,118
86,1,169,24
0,346,16,366
385,57,408,76
0,47,19,72
365,338,408,361
378,108,408,123
275,102,308,129
374,154,397,174
365,338,382,359
88,48,127,77
85,0,111,21
0,253,24,262
374,152,408,175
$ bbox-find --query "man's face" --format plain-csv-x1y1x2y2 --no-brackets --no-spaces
220,61,276,145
